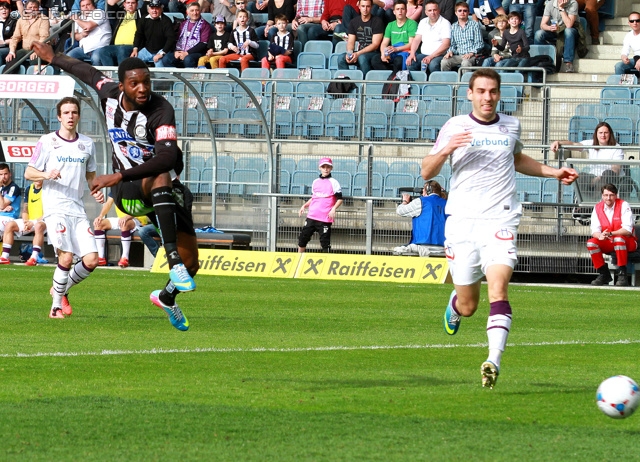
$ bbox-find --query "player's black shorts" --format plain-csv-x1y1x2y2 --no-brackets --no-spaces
112,179,196,236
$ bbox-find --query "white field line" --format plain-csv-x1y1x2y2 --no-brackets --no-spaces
1,339,639,359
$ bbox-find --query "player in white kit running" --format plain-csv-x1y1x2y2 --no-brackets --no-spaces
421,68,578,388
25,97,105,319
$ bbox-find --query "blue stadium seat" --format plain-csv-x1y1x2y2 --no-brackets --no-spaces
500,86,518,113
26,65,54,75
568,116,599,142
190,155,206,171
389,160,420,177
304,40,333,67
427,100,453,115
294,110,325,138
213,155,235,171
186,166,201,193
366,98,395,116
296,81,326,97
421,83,452,104
202,108,230,136
515,176,542,202
297,52,327,69
425,174,446,189
383,173,414,197
364,112,388,140
11,162,26,188
231,108,264,137
575,103,607,120
297,158,319,171
608,104,640,122
326,111,357,138
428,71,458,82
280,157,297,174
235,157,267,173
604,116,634,145
422,113,449,140
174,108,199,136
500,72,525,97
164,12,184,22
600,87,632,105
200,12,213,24
274,108,294,138
607,74,638,85
332,68,364,92
278,168,291,194
21,105,50,133
337,158,358,174
311,68,332,81
332,171,352,196
290,170,318,194
357,159,389,176
364,70,392,98
389,112,420,140
352,172,384,196
230,168,263,196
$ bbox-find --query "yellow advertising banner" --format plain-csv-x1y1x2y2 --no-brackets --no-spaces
152,250,449,284
151,249,300,278
296,253,449,284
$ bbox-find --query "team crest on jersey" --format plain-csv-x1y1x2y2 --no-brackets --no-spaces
106,105,115,119
156,125,177,141
495,229,514,241
499,125,508,133
135,125,146,138
129,146,144,160
445,244,454,260
78,143,85,151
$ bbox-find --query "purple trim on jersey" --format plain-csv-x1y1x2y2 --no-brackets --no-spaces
469,113,501,126
489,300,512,316
55,131,80,143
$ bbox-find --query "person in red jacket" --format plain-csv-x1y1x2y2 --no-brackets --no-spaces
587,183,638,286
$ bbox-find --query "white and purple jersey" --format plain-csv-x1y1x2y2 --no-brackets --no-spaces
29,131,97,219
307,175,342,223
432,112,523,220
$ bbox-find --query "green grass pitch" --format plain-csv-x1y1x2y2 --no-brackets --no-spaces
1,266,639,461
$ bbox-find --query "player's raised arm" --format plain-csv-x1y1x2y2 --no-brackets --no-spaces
514,152,579,185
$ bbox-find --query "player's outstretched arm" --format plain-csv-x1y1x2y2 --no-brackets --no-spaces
514,152,579,185
31,41,108,90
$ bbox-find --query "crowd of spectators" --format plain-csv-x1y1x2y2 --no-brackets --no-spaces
0,0,615,76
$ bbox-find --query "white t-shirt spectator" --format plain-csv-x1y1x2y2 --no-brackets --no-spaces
416,15,451,56
76,9,112,53
579,140,625,177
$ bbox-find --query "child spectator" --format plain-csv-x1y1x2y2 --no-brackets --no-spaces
232,0,256,29
297,157,343,253
198,15,231,68
219,9,258,71
481,14,510,67
493,11,530,68
261,14,293,69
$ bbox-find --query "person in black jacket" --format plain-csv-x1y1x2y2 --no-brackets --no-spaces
95,0,145,65
131,0,176,65
0,1,17,65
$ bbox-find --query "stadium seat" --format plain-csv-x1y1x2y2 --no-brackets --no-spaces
500,86,519,113
230,108,264,137
332,171,353,196
389,112,420,140
20,105,50,133
499,72,524,97
352,172,384,196
271,68,300,80
383,173,414,197
336,159,358,174
388,160,420,177
26,65,55,75
297,52,327,69
600,87,632,105
213,155,235,172
164,12,184,22
364,70,392,98
277,168,291,194
422,113,450,141
364,111,388,140
174,107,199,136
200,12,213,24
296,81,326,97
273,108,294,138
575,103,608,120
11,162,26,188
229,168,263,196
427,100,454,115
290,170,318,194
606,74,638,85
568,116,599,142
202,108,230,136
304,40,333,67
235,157,267,173
297,158,320,171
294,110,325,138
608,104,640,123
428,71,458,82
603,116,634,145
421,83,453,104
515,176,542,202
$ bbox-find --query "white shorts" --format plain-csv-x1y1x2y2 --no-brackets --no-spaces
444,215,520,286
45,214,98,257
105,217,142,231
2,219,46,237
0,216,16,234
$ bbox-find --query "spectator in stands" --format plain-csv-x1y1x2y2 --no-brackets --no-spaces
232,0,256,30
218,9,258,71
586,183,637,286
534,0,579,73
393,179,447,257
198,14,230,68
318,0,358,46
341,0,388,35
338,0,384,77
93,193,144,268
509,0,536,45
95,0,144,66
0,180,47,266
258,0,295,41
614,11,640,76
208,0,237,27
371,0,416,73
418,0,454,26
0,163,22,239
440,1,483,72
158,1,211,67
481,13,508,66
261,14,293,68
488,10,529,67
6,0,50,71
66,0,112,66
470,0,506,53
406,0,421,21
298,157,343,253
576,0,605,45
138,223,160,257
68,0,105,13
550,122,624,201
406,0,451,75
291,0,323,47
131,0,175,64
0,2,17,65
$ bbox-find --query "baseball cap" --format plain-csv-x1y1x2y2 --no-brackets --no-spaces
148,0,162,7
319,157,333,167
215,15,226,23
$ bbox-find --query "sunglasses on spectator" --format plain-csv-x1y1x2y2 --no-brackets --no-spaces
457,9,468,12
630,19,640,23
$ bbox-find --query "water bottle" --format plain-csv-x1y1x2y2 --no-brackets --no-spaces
421,61,427,72
384,49,390,57
347,51,353,60
238,41,244,53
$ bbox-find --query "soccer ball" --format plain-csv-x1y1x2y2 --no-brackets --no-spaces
596,375,640,419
